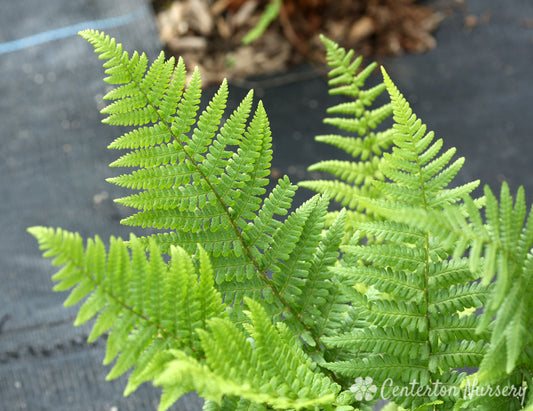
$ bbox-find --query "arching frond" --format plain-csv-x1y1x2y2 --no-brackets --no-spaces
76,30,346,337
389,182,533,388
27,226,226,395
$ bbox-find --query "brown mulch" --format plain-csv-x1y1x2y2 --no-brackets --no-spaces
151,0,444,85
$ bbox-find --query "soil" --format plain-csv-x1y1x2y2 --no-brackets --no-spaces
150,0,446,85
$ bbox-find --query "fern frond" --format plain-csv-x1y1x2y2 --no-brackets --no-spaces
300,36,394,235
78,30,349,345
321,35,382,101
374,68,479,208
150,298,340,410
322,67,492,409
388,183,533,382
27,226,226,397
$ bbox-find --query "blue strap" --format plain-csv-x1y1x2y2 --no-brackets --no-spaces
0,7,147,56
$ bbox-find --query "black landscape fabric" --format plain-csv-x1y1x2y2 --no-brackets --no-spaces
1,0,532,410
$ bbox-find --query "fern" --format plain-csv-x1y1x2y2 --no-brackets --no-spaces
28,31,533,410
27,227,225,394
388,183,533,409
148,298,340,410
299,35,395,234
321,68,492,410
73,30,347,335
28,30,351,410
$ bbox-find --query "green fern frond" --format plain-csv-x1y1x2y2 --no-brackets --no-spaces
30,32,369,410
320,35,382,101
323,67,491,409
390,183,533,384
300,36,395,236
27,226,226,395
375,68,479,208
150,298,340,410
78,30,349,341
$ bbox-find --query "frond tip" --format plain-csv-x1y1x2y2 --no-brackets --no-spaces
300,35,394,236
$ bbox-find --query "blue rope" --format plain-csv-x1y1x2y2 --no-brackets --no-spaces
0,7,147,55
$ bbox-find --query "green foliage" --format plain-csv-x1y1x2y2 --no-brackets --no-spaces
299,35,395,233
321,68,490,410
148,298,340,410
28,30,533,410
27,226,225,396
388,183,533,410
